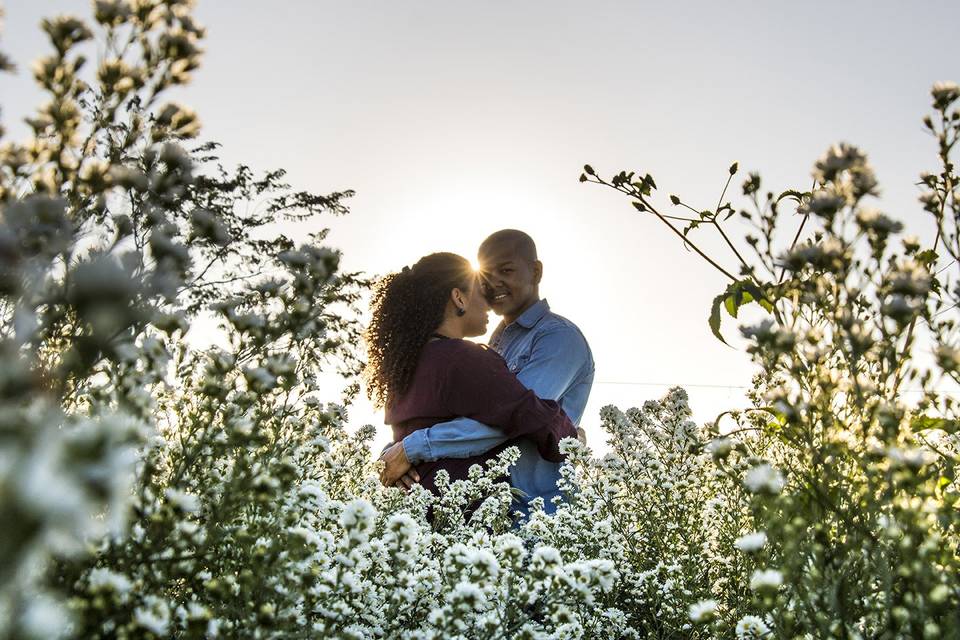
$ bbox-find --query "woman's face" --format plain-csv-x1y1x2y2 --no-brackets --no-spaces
460,274,490,337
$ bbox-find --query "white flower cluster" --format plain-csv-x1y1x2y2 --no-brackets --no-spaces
5,3,959,637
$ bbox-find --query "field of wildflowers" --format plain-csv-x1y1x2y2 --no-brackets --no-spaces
1,2,959,639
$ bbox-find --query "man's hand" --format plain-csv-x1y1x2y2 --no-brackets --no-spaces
577,427,587,445
379,441,420,489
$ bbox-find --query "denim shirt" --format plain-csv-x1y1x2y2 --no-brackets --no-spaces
401,299,594,515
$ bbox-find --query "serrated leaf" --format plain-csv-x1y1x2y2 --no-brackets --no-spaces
776,189,807,204
709,291,729,345
916,249,938,266
724,294,737,318
709,280,775,343
740,281,772,310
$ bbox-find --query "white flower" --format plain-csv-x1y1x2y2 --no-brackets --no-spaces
228,416,254,438
451,581,486,609
134,596,171,636
813,142,867,182
494,534,526,565
743,463,785,494
705,437,733,459
165,488,200,513
734,531,767,553
532,546,562,566
932,81,960,109
289,526,321,548
749,569,783,592
689,599,718,623
21,592,71,639
887,446,930,470
586,559,617,591
16,430,90,535
855,207,903,234
736,614,771,638
340,499,376,541
243,367,277,393
88,568,133,595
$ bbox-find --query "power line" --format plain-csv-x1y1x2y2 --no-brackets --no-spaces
593,381,938,394
594,381,748,390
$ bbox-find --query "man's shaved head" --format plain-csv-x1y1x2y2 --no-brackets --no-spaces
477,229,542,324
479,229,538,263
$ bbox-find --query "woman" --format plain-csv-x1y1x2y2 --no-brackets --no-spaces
364,252,577,495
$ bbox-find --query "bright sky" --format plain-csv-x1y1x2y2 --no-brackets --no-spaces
3,1,959,454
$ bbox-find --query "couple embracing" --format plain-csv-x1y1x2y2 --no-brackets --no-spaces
365,229,594,518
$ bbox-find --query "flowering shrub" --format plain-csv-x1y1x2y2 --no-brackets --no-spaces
585,81,960,638
3,2,960,640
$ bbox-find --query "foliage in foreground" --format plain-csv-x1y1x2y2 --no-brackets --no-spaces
2,2,960,639
584,79,960,639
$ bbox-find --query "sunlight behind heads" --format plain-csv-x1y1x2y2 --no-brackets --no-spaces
4,0,955,458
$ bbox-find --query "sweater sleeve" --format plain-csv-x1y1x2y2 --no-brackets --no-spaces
439,342,577,462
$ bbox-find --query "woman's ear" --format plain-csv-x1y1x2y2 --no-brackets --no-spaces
450,287,466,311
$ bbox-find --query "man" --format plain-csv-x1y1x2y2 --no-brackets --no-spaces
379,229,594,516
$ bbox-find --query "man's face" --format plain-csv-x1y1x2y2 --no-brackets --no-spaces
478,243,541,322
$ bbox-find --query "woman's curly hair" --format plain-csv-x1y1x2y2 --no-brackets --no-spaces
364,252,475,408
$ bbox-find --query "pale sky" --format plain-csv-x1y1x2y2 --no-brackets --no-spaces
3,1,959,453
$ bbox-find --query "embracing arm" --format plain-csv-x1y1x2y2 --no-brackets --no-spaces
401,328,591,464
402,417,507,465
441,343,576,462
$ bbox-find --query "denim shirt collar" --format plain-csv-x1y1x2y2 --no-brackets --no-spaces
514,298,550,329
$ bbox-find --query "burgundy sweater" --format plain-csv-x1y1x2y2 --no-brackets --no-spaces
385,338,577,494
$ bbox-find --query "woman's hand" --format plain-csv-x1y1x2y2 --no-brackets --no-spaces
379,442,420,490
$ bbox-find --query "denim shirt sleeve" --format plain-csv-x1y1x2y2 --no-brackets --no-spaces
401,325,591,464
402,417,509,464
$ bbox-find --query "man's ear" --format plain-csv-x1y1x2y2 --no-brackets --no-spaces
532,260,543,285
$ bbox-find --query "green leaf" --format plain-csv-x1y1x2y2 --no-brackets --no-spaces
709,280,776,343
754,405,786,424
776,189,807,204
911,415,959,434
709,291,729,345
740,281,774,312
724,294,737,318
916,249,939,266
